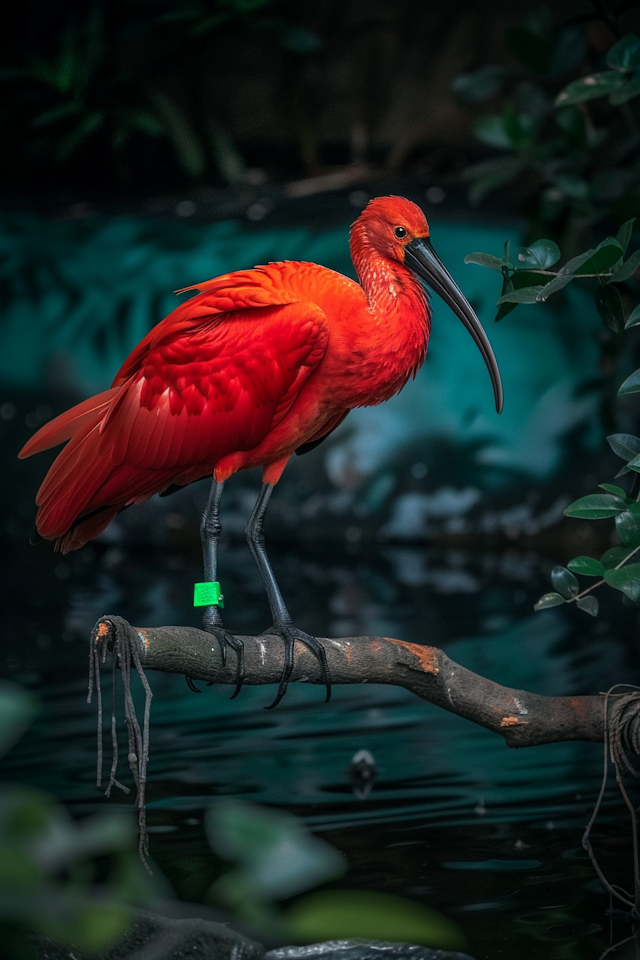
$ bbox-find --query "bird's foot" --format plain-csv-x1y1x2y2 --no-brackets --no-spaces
264,622,332,710
198,619,245,699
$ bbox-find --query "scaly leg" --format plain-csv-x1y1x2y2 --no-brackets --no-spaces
194,477,245,698
245,483,331,709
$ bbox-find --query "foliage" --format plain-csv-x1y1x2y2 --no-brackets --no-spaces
466,230,640,615
461,13,640,615
204,800,465,948
453,8,640,245
0,681,160,959
0,0,319,188
285,889,466,950
206,798,346,933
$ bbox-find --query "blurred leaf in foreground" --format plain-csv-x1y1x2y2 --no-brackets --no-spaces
285,889,466,951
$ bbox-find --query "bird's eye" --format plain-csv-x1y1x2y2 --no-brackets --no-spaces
394,226,408,239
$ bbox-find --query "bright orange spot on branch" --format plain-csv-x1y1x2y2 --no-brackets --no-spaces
386,638,439,675
96,621,109,639
500,716,520,727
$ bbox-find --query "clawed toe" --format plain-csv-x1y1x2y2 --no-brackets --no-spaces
201,623,246,699
264,623,332,710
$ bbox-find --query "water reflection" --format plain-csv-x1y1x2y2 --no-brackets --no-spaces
1,537,638,960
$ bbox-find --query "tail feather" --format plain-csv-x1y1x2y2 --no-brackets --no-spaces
22,380,213,552
36,422,115,538
18,387,119,459
56,506,122,554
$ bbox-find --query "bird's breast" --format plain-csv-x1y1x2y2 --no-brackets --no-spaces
316,296,430,410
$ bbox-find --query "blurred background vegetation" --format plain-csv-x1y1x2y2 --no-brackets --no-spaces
0,0,635,207
4,5,640,958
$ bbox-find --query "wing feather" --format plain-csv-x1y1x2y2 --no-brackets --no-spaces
102,303,328,473
33,299,329,549
19,387,119,459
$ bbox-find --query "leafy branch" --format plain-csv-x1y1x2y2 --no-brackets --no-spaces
465,211,640,613
454,24,640,238
466,218,640,325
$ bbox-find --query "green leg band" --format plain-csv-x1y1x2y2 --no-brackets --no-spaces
194,581,224,608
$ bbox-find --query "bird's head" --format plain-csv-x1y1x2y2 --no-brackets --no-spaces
352,196,503,414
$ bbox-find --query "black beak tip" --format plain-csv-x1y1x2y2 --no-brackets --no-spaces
405,236,504,417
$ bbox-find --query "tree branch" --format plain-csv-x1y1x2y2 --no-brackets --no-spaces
96,619,607,749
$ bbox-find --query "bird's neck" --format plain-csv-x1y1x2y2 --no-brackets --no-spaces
339,232,432,404
351,233,430,342
351,233,428,324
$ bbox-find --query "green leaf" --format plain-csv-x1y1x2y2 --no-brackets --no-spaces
451,66,508,104
618,367,640,396
616,219,636,255
615,506,640,546
608,249,640,283
621,593,638,606
555,71,627,106
536,273,575,299
576,238,624,275
495,275,516,321
520,244,603,301
473,115,512,149
610,73,640,104
0,682,39,757
606,34,640,72
516,239,561,270
31,101,80,128
550,565,580,598
534,592,566,610
502,108,537,145
55,112,104,161
286,890,466,951
624,304,640,329
557,249,597,276
565,493,627,518
595,284,625,333
577,595,599,616
599,483,629,498
464,252,509,270
550,26,588,79
494,270,547,319
206,800,346,902
568,556,605,577
497,285,546,305
601,545,633,568
39,904,132,953
604,563,640,601
555,174,589,200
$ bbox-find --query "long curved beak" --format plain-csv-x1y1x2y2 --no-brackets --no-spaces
405,236,503,414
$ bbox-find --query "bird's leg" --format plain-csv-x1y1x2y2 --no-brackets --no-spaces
245,483,331,709
196,477,245,698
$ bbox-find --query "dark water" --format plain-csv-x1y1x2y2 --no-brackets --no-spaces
2,514,639,960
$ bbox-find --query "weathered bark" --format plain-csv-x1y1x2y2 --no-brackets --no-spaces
97,619,607,749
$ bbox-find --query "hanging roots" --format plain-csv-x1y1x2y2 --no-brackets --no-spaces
582,684,640,920
88,616,153,872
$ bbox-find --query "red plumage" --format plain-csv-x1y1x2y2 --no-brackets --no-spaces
19,197,460,552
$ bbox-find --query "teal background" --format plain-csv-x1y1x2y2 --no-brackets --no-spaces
0,212,603,490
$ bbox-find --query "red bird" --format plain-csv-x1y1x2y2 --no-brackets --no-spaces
20,196,502,706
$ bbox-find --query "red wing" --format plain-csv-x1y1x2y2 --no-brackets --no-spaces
99,301,329,474
18,387,119,459
112,264,299,388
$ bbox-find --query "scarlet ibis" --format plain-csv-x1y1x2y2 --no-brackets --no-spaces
19,196,502,707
